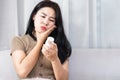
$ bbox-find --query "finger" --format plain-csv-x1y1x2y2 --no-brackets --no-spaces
45,25,56,34
48,41,56,49
47,43,58,54
43,44,54,55
42,45,49,54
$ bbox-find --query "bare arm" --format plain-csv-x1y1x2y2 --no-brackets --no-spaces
12,26,55,78
12,41,43,78
51,58,68,80
42,42,69,80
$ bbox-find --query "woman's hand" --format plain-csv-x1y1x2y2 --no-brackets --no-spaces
41,41,58,62
35,25,56,44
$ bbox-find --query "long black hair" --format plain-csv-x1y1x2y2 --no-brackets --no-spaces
25,0,72,64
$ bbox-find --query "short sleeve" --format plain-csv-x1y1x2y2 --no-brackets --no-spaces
11,36,25,55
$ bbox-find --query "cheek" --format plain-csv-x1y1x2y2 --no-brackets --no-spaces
34,22,38,31
34,20,41,31
34,19,41,29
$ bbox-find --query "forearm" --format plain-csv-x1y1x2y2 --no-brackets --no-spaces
16,42,43,78
51,58,68,80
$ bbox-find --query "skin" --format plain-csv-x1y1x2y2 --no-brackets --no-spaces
12,7,68,80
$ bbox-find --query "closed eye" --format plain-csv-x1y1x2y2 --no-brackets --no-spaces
41,15,45,18
50,19,55,22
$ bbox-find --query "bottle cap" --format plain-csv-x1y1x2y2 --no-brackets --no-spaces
45,37,54,46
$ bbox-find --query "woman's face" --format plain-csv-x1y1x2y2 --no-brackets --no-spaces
33,7,56,33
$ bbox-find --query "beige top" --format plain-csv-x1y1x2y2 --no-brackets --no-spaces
11,34,55,79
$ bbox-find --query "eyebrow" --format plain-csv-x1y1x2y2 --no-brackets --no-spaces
41,12,55,19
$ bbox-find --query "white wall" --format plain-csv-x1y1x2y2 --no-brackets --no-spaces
69,0,89,48
0,0,18,50
17,0,24,35
69,0,120,48
100,0,120,48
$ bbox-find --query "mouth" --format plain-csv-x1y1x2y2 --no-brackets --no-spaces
41,26,47,31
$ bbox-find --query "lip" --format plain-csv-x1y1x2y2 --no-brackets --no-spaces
41,26,47,31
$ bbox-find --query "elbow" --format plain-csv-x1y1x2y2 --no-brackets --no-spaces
56,72,68,80
56,77,67,80
56,78,63,80
17,70,28,78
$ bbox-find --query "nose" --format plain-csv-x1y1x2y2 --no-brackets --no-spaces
43,18,49,26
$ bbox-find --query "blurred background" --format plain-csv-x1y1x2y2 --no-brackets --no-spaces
1,0,120,50
1,0,120,80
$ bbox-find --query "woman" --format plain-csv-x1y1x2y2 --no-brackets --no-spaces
11,0,71,80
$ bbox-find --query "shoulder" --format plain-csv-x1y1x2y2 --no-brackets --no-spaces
11,35,33,54
12,34,31,43
11,35,31,50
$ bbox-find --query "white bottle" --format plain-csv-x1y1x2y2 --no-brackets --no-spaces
45,37,54,47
